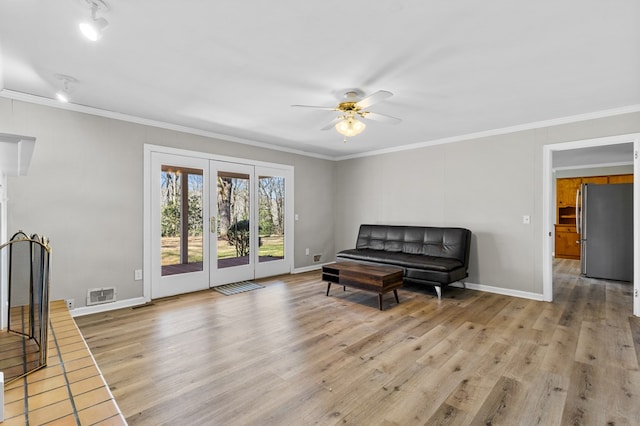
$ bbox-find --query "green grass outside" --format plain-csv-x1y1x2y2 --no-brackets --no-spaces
161,235,284,265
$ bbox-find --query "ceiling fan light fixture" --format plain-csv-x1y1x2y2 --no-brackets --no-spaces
335,116,366,137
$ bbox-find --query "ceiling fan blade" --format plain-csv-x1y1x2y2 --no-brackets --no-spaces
355,90,393,109
320,116,343,131
359,111,402,124
291,104,337,111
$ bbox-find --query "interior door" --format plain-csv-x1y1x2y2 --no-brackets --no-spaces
210,161,255,286
151,153,209,298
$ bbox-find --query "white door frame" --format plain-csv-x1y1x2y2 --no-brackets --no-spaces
542,133,639,316
149,152,211,299
143,144,294,301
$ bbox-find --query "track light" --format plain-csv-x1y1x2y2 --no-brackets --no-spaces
55,74,77,103
79,0,109,41
56,91,69,103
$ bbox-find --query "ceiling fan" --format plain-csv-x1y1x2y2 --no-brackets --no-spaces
292,90,402,141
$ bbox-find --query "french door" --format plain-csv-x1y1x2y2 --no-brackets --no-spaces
209,162,293,286
151,153,210,298
210,162,255,285
148,148,293,298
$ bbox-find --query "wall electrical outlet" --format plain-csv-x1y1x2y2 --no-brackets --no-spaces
66,299,74,310
522,215,530,225
313,254,322,263
134,269,143,281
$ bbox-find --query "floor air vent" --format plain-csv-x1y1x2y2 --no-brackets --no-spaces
87,287,116,306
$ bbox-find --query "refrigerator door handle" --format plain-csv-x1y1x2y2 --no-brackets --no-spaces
575,188,581,233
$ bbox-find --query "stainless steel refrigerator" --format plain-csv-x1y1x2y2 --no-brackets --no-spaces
578,183,633,281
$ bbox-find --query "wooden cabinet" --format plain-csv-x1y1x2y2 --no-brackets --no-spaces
581,176,608,184
555,225,580,259
556,178,581,208
608,174,634,184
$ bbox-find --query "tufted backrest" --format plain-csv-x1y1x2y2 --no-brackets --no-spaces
355,224,472,266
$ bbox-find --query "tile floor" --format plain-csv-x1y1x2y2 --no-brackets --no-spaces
2,300,126,425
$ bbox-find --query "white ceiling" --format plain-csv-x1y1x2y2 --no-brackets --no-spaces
1,1,639,159
553,143,634,169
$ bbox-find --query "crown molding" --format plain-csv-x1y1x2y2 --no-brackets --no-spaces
334,104,640,161
0,89,334,161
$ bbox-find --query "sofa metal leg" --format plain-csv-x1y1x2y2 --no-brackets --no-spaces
460,280,466,289
434,286,442,300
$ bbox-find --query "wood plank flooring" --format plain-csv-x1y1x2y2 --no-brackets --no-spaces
75,259,640,425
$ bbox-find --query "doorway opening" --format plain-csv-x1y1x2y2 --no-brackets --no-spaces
542,133,639,316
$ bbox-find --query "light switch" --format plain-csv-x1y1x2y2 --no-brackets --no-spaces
523,215,530,225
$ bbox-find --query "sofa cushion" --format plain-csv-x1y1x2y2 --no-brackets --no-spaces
404,266,468,285
355,225,470,262
337,249,463,272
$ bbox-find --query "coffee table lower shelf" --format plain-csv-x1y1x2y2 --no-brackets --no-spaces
322,262,403,310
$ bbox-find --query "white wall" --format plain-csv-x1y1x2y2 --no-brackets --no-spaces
0,98,335,307
334,112,640,296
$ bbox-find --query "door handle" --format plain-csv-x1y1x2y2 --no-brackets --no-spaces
210,217,216,233
575,188,580,233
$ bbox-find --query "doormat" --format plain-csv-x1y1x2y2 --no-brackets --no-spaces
213,281,264,296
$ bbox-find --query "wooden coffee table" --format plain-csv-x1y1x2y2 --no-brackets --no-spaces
322,261,403,310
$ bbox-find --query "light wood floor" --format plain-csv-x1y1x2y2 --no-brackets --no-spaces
75,259,640,425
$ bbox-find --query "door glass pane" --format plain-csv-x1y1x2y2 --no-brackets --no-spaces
217,171,250,268
161,166,203,276
258,175,285,263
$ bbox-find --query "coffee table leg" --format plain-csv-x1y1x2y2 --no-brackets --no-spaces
394,289,399,304
378,294,383,310
326,282,331,296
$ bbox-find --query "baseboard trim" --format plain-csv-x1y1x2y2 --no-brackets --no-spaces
292,262,333,274
463,282,545,301
69,297,148,317
67,281,544,317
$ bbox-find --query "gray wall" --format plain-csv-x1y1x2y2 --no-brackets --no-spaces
333,112,640,295
1,98,335,307
2,96,638,305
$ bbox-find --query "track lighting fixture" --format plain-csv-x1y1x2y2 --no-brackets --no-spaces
79,0,109,41
55,74,77,103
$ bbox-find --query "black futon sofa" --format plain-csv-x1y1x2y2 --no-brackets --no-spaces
336,224,472,299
